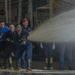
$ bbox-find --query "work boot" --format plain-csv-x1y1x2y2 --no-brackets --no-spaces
1,66,8,69
44,66,48,70
9,67,14,70
14,67,21,70
50,67,53,70
26,67,32,72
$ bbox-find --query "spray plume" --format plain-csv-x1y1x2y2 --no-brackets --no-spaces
28,9,75,43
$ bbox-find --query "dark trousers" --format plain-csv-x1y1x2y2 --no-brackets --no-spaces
0,41,7,67
59,42,73,68
43,43,54,58
3,45,15,68
0,41,7,51
14,45,26,67
21,41,32,68
43,43,54,67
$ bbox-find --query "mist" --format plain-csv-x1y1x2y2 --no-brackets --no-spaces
28,9,75,43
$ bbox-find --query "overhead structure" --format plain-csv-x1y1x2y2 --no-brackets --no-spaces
9,0,11,24
0,0,74,26
5,0,8,23
18,0,22,24
29,0,33,28
49,0,54,18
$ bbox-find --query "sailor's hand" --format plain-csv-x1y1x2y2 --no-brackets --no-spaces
6,38,10,41
0,35,1,38
29,31,32,35
22,41,26,45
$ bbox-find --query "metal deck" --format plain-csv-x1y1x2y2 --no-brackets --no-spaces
0,69,75,75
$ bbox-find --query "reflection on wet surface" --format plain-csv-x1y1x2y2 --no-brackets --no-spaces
0,70,75,75
0,72,75,75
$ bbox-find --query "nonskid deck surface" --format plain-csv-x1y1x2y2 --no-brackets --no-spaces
0,69,75,75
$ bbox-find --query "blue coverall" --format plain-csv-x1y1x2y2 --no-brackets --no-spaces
21,26,32,68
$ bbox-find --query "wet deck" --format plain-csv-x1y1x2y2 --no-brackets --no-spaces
0,69,75,75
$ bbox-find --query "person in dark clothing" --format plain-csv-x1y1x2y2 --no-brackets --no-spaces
21,18,32,71
41,42,55,70
0,20,10,51
2,24,16,69
22,18,32,35
0,20,9,67
14,24,29,70
59,42,73,70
